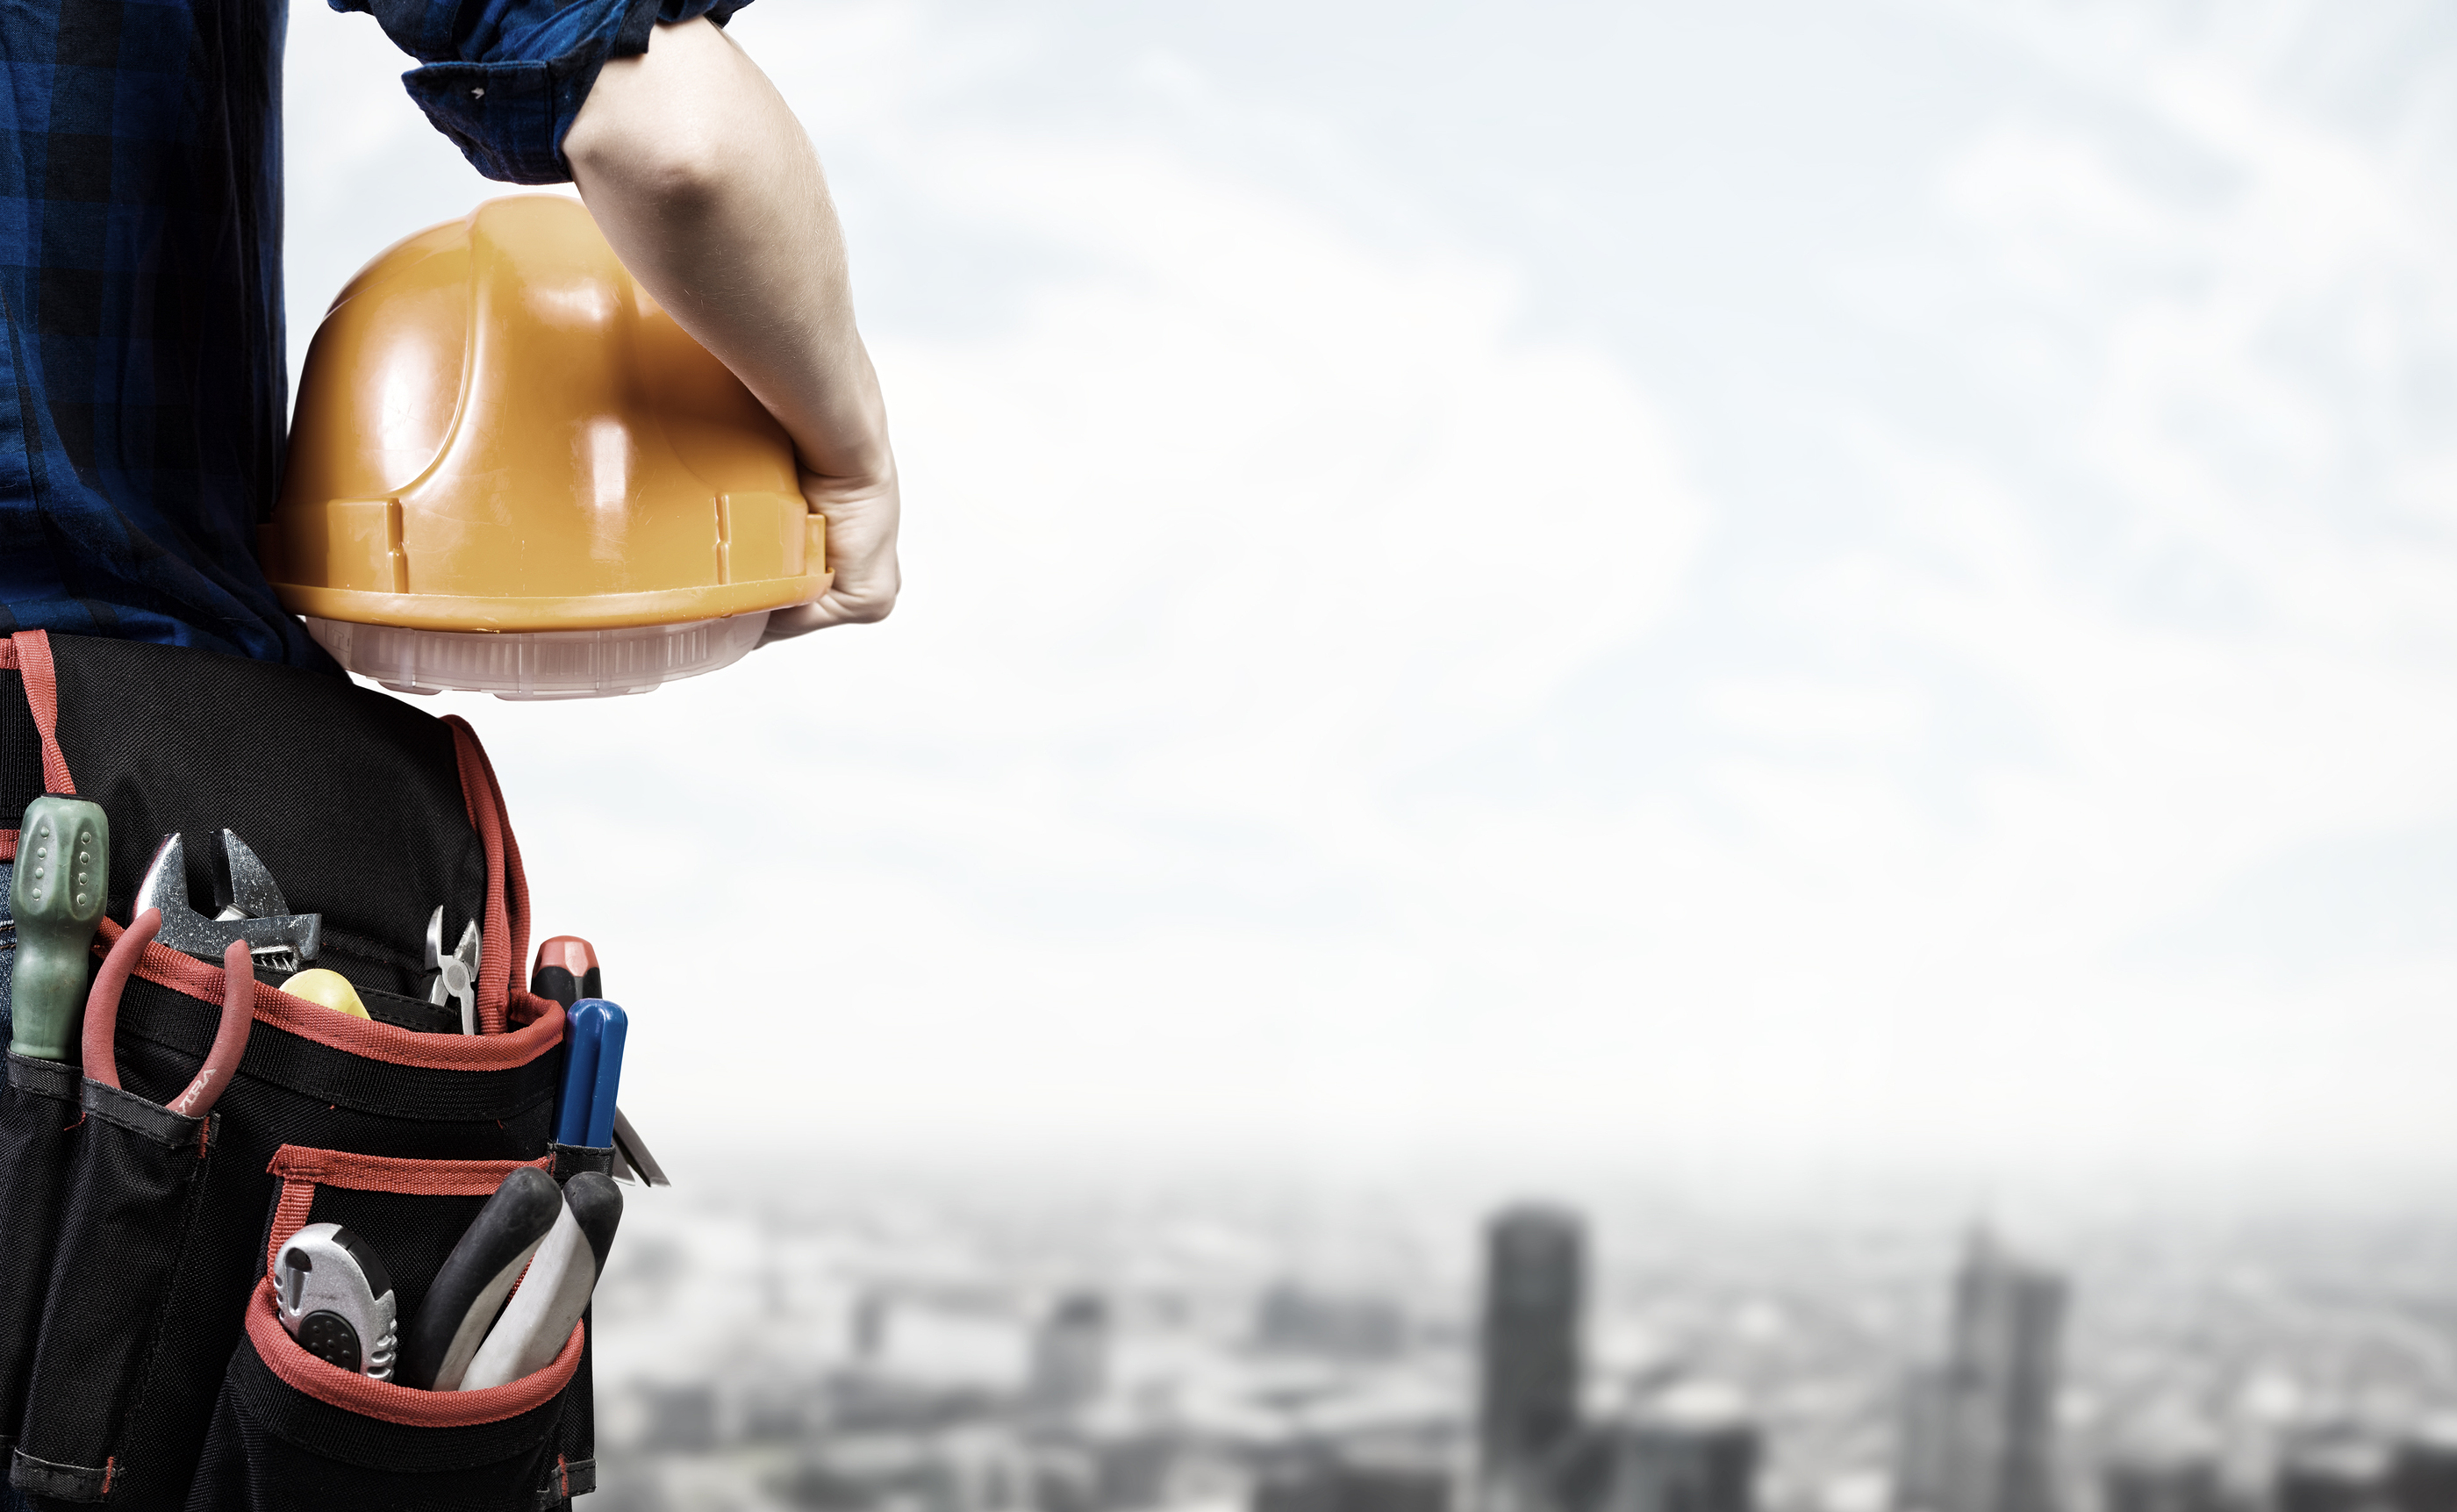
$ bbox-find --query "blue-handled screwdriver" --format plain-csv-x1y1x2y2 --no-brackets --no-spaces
553,1000,626,1149
533,939,668,1184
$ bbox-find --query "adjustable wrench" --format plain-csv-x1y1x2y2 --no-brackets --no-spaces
134,831,322,974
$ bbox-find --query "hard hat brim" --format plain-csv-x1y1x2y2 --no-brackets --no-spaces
274,572,832,634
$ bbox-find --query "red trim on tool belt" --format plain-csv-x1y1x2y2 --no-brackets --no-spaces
2,646,554,1053
0,629,73,856
444,717,528,1035
268,1177,318,1263
74,712,569,1066
254,1147,579,1422
265,1144,554,1200
263,1144,556,1273
242,1279,580,1426
5,631,70,798
90,915,568,1070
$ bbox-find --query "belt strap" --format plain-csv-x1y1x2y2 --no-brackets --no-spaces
0,629,72,860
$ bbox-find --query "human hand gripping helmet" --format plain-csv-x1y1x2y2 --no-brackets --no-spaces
262,196,830,699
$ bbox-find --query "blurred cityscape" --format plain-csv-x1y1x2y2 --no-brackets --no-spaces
586,1171,2457,1512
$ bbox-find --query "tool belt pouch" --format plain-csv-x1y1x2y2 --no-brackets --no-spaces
0,633,598,1508
0,1055,85,1460
11,1084,215,1507
183,1149,586,1512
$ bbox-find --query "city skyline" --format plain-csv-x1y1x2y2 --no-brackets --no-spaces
574,1170,2457,1512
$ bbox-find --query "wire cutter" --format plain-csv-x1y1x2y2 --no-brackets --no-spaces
426,906,481,1035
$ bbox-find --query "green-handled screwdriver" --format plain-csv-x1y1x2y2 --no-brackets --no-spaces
10,797,109,1062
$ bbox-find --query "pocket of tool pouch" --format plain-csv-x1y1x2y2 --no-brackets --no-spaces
9,1080,213,1506
0,1056,82,1460
183,1276,581,1512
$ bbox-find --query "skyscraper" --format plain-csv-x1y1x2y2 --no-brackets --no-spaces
2278,1430,2394,1512
2394,1426,2457,1512
1550,1398,1758,1512
1894,1230,2066,1512
1479,1204,1587,1510
1028,1292,1111,1421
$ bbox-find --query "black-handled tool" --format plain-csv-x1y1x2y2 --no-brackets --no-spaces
529,936,600,1008
395,1167,562,1391
459,1172,622,1389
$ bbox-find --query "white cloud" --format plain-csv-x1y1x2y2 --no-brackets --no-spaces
280,2,2457,1193
283,4,1704,1172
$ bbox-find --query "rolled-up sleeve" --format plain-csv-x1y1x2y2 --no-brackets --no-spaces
330,0,754,184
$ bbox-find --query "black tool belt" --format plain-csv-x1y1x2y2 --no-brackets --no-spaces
0,631,604,1510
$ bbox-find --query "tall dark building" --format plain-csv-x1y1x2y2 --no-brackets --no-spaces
1479,1204,1587,1508
2279,1431,2394,1512
1550,1414,1757,1512
1028,1292,1111,1421
2395,1430,2457,1512
1894,1230,2066,1512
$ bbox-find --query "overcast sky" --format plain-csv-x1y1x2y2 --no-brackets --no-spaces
282,1,2457,1199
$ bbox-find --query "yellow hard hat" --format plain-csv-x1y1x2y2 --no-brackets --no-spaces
261,195,829,698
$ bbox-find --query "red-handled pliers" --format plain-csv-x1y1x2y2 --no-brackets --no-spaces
84,910,254,1120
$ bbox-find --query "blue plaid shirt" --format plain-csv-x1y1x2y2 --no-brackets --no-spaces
0,0,749,667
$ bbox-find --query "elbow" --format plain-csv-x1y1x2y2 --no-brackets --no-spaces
620,131,733,216
564,97,732,214
564,18,753,214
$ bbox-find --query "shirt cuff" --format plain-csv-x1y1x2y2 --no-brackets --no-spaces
399,57,589,186
394,0,756,186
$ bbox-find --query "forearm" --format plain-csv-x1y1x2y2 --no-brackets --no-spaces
565,19,898,566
